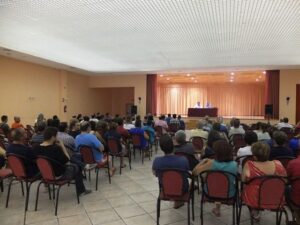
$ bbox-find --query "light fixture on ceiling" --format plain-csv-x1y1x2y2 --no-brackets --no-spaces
166,77,170,81
259,75,262,79
263,71,266,74
256,78,259,82
187,73,191,77
230,72,235,76
159,74,164,77
194,80,198,83
191,77,195,80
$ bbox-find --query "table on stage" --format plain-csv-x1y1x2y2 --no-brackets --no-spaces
187,108,218,117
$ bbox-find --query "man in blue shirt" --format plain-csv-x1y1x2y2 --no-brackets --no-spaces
152,134,189,209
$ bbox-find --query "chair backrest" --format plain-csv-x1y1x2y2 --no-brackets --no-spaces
248,176,286,209
36,156,57,181
289,177,300,207
132,134,141,147
158,169,188,197
79,146,96,164
190,136,204,151
174,152,199,170
200,170,237,200
274,156,295,169
236,155,254,169
155,126,163,138
107,138,120,155
7,154,27,179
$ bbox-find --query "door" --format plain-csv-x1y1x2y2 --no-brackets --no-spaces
296,84,300,123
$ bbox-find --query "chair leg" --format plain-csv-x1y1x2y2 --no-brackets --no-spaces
35,181,44,211
25,182,30,211
96,168,99,191
200,197,204,225
187,200,191,225
107,160,111,184
119,157,122,175
156,198,161,225
5,178,15,208
21,181,24,196
232,204,235,225
197,176,200,195
88,170,91,181
55,186,61,216
129,152,132,170
191,193,195,221
75,181,80,204
52,184,55,199
142,149,144,164
0,180,3,192
238,202,242,224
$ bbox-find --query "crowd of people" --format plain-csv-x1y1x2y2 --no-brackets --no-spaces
0,113,300,223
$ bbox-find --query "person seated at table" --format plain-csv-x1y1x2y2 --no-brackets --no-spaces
193,140,238,217
269,131,294,160
205,102,212,108
174,130,198,170
6,128,39,177
194,101,201,108
34,127,91,196
242,142,286,220
152,134,189,209
286,149,300,224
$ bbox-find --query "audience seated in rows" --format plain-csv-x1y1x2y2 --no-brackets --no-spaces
228,118,245,139
6,128,39,177
269,131,294,160
152,134,189,209
193,140,238,217
242,142,286,220
154,115,168,133
212,122,229,142
11,116,24,129
33,127,91,196
276,117,294,130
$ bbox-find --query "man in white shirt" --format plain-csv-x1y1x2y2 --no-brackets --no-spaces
276,117,294,130
194,101,201,108
228,118,245,139
237,131,258,173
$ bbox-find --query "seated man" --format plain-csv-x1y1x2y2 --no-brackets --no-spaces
169,114,180,128
143,120,156,145
178,115,185,130
11,116,24,129
57,122,76,152
276,117,294,130
228,118,245,140
34,127,91,196
123,116,135,130
0,115,10,137
129,120,149,149
6,128,39,177
174,130,198,170
152,134,190,209
190,120,209,140
31,121,47,145
116,118,130,140
154,115,168,134
287,150,300,224
269,131,294,160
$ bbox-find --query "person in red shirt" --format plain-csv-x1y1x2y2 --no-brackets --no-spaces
287,151,300,223
11,116,24,129
116,118,130,140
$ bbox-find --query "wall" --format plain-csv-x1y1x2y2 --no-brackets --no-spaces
279,69,300,124
89,75,147,116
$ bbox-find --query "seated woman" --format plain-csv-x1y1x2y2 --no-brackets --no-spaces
202,130,222,159
193,140,238,217
34,127,91,196
242,142,286,220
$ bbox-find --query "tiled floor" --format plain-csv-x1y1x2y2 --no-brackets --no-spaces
0,149,283,225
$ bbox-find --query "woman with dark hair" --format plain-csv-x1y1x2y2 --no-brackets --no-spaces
193,140,237,217
202,130,222,159
255,122,271,141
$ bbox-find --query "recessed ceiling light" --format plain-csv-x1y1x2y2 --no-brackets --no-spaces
256,78,259,82
191,77,195,80
160,74,164,77
230,72,235,76
230,79,234,82
187,74,191,77
259,75,262,79
263,71,266,74
166,77,170,81
194,80,198,83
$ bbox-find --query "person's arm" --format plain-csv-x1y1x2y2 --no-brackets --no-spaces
192,159,213,176
144,131,149,140
241,162,250,182
57,140,70,160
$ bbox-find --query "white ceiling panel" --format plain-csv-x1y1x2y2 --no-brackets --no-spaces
0,0,300,73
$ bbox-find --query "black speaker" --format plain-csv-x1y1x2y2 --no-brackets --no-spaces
265,104,273,115
131,105,137,115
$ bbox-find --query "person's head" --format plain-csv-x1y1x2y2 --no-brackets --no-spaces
216,116,223,124
109,122,118,130
69,118,79,131
43,127,58,143
135,120,142,128
172,114,177,119
58,122,68,133
1,115,8,123
96,121,108,132
148,115,154,121
233,118,240,128
273,131,288,146
161,115,166,120
47,118,53,127
178,115,181,120
80,121,91,132
36,121,47,133
37,113,45,122
197,101,200,105
212,122,221,132
52,115,59,120
260,123,268,133
174,130,186,145
207,130,222,148
283,117,289,123
251,142,270,162
167,114,171,118
51,118,60,128
146,120,153,127
89,121,96,131
244,131,258,146
11,128,26,143
213,140,233,162
14,116,21,123
83,116,90,122
116,118,124,126
159,134,174,154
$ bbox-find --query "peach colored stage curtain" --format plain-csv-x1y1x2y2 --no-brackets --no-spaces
265,70,279,119
146,74,157,115
157,83,265,117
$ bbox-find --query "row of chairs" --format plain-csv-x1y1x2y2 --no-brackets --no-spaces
157,168,300,225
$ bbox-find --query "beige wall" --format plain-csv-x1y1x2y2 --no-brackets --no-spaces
279,69,300,124
89,75,147,116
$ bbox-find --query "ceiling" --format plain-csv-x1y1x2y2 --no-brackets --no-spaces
0,0,300,74
157,71,266,84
